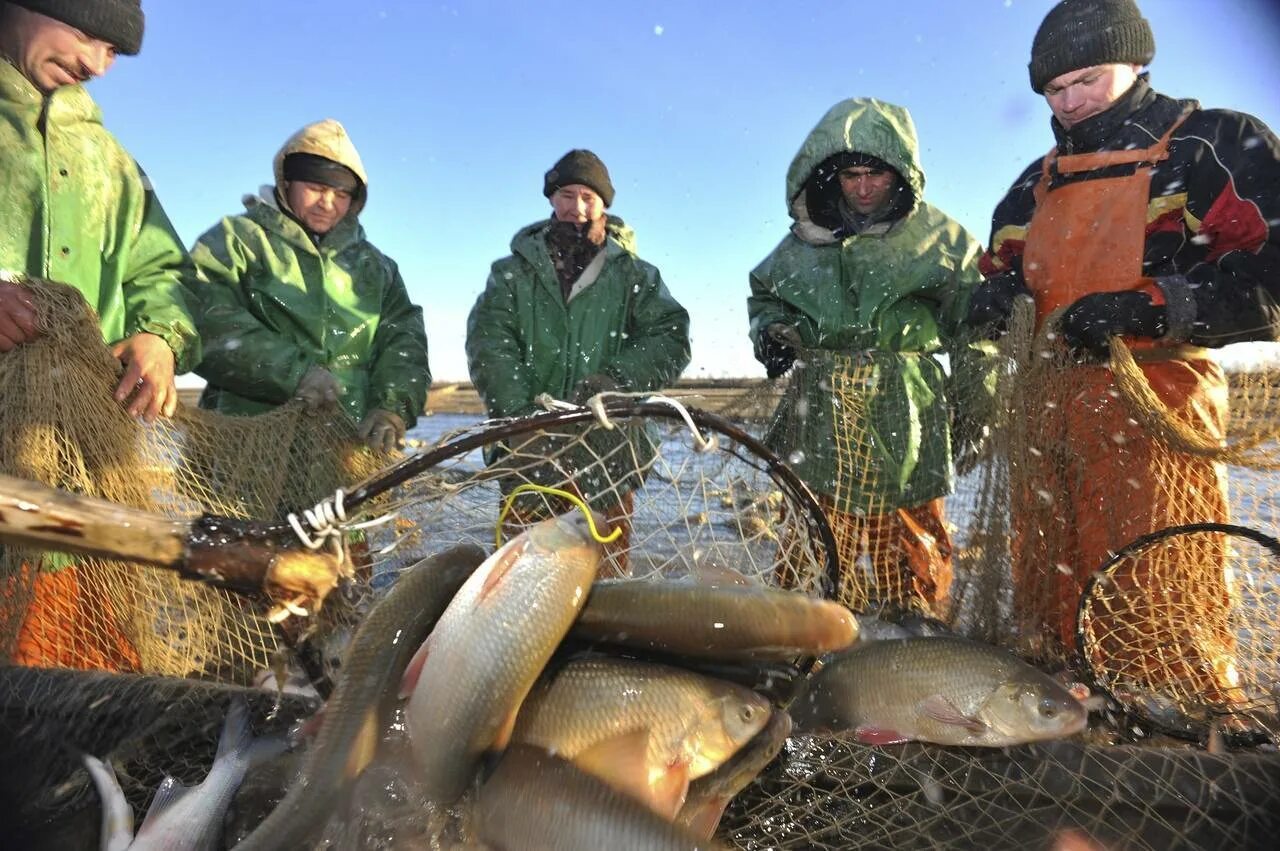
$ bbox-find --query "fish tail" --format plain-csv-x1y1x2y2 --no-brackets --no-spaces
215,697,254,765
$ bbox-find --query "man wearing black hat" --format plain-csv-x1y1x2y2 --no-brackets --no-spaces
0,0,200,674
0,0,199,423
191,118,430,455
465,149,690,573
966,0,1280,695
748,98,989,619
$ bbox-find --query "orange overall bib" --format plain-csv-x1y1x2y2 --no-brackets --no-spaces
1015,115,1238,700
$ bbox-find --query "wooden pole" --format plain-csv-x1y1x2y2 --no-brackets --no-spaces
0,473,346,613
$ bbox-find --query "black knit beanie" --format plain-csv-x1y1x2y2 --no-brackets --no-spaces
282,153,363,195
10,0,145,55
1028,0,1154,93
543,149,615,208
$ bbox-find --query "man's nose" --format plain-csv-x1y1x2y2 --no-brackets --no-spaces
86,42,115,77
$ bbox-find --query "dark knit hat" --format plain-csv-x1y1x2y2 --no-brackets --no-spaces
10,0,145,55
1028,0,1154,93
283,153,363,195
543,149,615,208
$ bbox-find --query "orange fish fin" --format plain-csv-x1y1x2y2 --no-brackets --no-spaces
919,695,988,735
855,726,913,745
397,636,431,699
679,795,732,841
478,540,530,603
345,709,379,779
650,758,691,820
572,729,655,805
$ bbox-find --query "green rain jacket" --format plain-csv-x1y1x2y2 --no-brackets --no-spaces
191,120,430,426
466,217,690,417
748,98,987,512
0,62,200,369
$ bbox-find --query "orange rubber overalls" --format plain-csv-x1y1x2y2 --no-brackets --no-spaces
1014,112,1239,701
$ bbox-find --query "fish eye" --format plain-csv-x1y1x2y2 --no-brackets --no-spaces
740,705,758,723
1040,699,1059,719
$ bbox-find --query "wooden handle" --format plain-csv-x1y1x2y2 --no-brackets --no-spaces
0,473,188,566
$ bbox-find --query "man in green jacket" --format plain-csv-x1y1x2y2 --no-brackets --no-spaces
0,0,200,673
0,0,200,423
466,150,690,570
748,98,988,619
191,119,431,454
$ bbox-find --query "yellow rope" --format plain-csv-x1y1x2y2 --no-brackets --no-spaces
494,483,623,548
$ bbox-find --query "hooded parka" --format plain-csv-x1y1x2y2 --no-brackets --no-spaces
466,217,690,417
0,61,200,368
748,98,986,513
191,120,430,426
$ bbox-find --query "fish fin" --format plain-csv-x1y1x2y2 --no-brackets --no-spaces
247,733,289,768
136,775,192,835
854,727,914,745
398,636,431,699
345,709,380,778
572,729,654,805
649,758,691,820
678,795,732,841
490,701,522,751
919,695,988,735
478,539,530,603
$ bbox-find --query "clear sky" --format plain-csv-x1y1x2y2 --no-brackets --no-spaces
93,0,1280,382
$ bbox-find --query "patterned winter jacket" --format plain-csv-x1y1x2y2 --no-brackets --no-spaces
980,79,1280,345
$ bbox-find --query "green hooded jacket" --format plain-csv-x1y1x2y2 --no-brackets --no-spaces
0,62,200,369
465,217,690,417
191,120,430,426
748,98,988,512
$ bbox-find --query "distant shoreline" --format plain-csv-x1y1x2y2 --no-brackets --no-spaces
177,378,783,419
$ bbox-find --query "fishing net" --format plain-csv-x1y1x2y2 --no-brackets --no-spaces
0,279,381,682
946,301,1280,741
3,280,1280,850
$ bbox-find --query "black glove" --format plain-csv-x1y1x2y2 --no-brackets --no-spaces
759,324,799,379
1059,291,1168,357
965,274,1032,338
572,372,620,403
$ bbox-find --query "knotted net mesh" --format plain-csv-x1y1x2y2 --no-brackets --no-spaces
2,282,1279,850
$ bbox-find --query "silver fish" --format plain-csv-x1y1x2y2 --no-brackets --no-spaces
402,512,603,802
791,636,1088,747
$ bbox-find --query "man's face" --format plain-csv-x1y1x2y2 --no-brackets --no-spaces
550,185,605,225
2,7,116,93
838,166,897,217
1043,63,1141,129
285,181,353,235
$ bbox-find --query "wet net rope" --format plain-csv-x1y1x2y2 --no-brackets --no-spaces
2,282,1280,850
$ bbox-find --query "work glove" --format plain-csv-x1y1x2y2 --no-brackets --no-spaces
760,323,802,379
965,274,1033,338
357,408,406,454
572,372,620,403
294,365,342,413
1059,291,1168,358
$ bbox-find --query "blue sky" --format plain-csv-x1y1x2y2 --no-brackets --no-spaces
94,1,1279,381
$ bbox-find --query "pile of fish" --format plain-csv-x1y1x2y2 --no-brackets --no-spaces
81,511,1089,850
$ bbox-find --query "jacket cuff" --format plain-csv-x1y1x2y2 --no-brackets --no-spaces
1148,276,1196,342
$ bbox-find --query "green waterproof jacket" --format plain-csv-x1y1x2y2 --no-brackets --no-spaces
191,120,430,426
748,98,988,512
465,217,690,417
0,62,200,369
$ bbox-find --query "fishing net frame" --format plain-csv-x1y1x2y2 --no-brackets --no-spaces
1076,521,1280,746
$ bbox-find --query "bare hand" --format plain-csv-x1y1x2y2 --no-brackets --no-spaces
110,333,178,422
0,281,40,352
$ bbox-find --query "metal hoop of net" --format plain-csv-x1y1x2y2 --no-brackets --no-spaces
1076,522,1280,744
